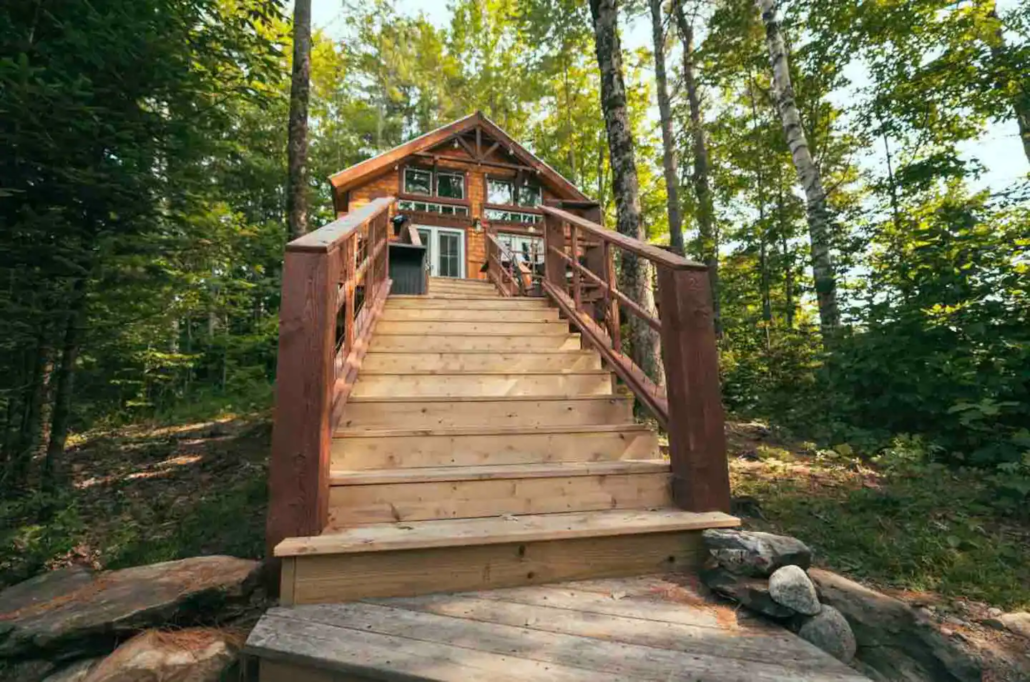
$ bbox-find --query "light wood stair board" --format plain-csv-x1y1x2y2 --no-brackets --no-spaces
377,320,569,335
387,297,550,309
429,278,498,289
280,531,704,604
351,370,613,398
371,333,582,351
276,509,738,557
327,471,672,526
380,308,559,322
361,350,602,372
331,460,669,486
338,395,635,430
331,424,656,470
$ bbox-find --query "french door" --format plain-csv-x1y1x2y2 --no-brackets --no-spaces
415,225,465,279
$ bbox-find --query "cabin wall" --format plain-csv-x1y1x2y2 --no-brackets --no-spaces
336,150,562,282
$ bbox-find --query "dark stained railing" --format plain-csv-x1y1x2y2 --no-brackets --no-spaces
540,206,731,513
266,197,394,560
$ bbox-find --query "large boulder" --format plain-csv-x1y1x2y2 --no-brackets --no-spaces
81,629,238,682
702,529,811,577
700,565,796,619
0,556,261,662
768,565,821,616
996,612,1030,640
798,605,856,663
43,658,100,682
809,568,982,682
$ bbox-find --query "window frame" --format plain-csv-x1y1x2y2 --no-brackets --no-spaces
517,183,543,208
486,177,515,206
402,167,433,196
435,170,466,200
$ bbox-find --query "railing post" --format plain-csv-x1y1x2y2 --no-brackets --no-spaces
656,265,731,513
543,213,565,291
266,248,336,565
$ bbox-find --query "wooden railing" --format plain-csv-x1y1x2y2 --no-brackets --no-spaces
485,230,534,297
541,206,731,513
266,197,394,559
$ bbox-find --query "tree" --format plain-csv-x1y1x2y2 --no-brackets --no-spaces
755,0,840,336
287,0,312,239
649,0,685,255
588,0,663,381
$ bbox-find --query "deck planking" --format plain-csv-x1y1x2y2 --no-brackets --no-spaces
247,575,869,682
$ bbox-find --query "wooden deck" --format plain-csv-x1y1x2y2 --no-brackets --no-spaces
246,575,869,681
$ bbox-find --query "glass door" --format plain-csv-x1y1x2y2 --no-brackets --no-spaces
415,225,465,279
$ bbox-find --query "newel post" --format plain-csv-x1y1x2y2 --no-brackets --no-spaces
266,247,336,563
542,212,565,291
656,265,732,513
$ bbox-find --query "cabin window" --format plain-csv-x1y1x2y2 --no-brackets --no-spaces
436,171,465,199
484,208,542,225
487,179,514,205
518,184,542,208
403,167,433,195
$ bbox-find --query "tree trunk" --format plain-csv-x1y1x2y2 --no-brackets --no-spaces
985,5,1030,165
45,277,87,477
589,0,663,383
286,0,312,241
673,1,720,335
649,0,684,256
756,0,840,336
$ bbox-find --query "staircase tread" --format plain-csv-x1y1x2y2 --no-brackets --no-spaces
358,369,609,376
331,460,669,486
275,508,739,557
347,393,630,404
335,423,649,438
374,331,576,337
364,349,595,355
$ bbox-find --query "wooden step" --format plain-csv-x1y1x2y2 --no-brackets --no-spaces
376,320,568,335
274,509,740,604
331,424,658,470
332,459,668,485
429,277,497,289
326,461,673,526
361,350,601,372
371,332,582,351
339,395,634,430
387,296,549,309
351,370,613,398
380,308,559,322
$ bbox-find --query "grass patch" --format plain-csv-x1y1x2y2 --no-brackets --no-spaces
728,423,1030,610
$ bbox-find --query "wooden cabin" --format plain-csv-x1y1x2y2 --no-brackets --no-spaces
264,111,736,607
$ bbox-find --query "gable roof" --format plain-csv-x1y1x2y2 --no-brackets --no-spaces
328,111,591,202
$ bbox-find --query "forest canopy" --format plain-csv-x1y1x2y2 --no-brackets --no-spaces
1,0,1028,501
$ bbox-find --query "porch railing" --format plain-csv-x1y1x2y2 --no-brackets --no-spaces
485,231,534,296
266,197,394,558
540,205,730,513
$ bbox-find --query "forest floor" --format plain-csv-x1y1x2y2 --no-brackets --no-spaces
3,414,1028,618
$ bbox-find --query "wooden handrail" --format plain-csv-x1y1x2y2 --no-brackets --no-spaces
538,205,730,514
267,197,396,575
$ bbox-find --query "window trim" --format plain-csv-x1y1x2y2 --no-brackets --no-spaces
435,170,466,200
402,166,433,196
485,177,516,206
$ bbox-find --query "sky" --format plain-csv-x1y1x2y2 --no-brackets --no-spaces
307,0,1028,194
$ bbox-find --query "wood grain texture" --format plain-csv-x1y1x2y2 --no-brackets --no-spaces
331,424,656,470
338,395,634,430
276,509,738,556
380,308,559,322
657,267,731,513
376,319,568,334
287,531,704,603
351,370,612,398
360,350,601,372
370,332,582,352
386,297,548,309
330,460,669,485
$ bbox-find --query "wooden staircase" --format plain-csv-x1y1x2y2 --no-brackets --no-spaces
275,277,738,605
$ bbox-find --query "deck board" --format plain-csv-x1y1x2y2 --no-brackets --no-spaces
247,575,869,681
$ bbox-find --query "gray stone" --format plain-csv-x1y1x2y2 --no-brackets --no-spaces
81,628,238,682
702,529,812,577
997,612,1030,640
43,659,100,682
0,556,261,661
809,568,982,682
798,605,857,663
700,565,796,619
768,565,821,615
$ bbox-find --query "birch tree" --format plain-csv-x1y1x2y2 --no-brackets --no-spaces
287,0,312,240
649,0,685,255
756,0,840,335
588,0,663,382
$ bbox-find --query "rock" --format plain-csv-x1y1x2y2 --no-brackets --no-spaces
768,565,821,616
701,529,811,577
82,629,238,682
700,565,796,619
0,556,261,661
44,659,100,682
997,612,1030,640
0,659,58,682
798,605,857,663
987,607,1002,618
809,568,982,682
